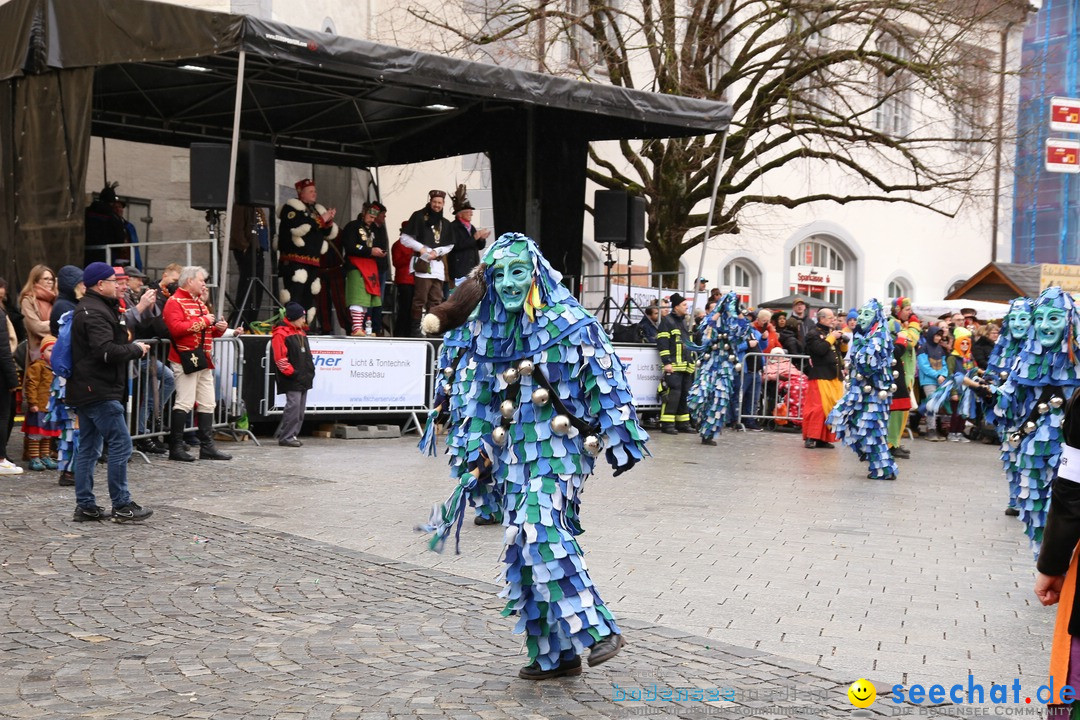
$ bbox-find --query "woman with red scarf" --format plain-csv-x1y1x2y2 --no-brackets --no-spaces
19,265,56,362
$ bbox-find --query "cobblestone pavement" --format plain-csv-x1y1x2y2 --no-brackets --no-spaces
0,428,1047,718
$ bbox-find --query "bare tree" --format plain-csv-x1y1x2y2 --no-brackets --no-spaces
401,0,1026,277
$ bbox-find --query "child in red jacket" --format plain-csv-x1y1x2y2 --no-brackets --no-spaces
272,303,316,447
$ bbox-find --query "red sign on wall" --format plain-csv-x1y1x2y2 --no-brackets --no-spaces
1051,97,1080,133
1046,138,1080,174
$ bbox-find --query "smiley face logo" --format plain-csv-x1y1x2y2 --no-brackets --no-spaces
848,679,876,708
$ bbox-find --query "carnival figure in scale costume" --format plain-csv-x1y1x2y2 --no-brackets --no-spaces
418,233,648,680
987,297,1033,518
827,299,897,480
686,291,750,446
995,287,1080,556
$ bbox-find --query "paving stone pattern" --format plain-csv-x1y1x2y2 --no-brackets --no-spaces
1,506,904,719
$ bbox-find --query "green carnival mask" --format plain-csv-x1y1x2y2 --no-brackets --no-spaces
1034,305,1067,348
492,250,533,313
1008,309,1031,341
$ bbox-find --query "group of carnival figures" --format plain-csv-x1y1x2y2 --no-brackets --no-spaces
411,230,1080,682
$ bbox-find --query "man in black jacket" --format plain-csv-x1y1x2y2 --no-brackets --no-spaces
447,188,491,287
68,262,153,523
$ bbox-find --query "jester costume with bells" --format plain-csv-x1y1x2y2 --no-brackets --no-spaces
418,321,503,525
925,328,982,443
418,233,649,680
995,287,1080,556
686,291,750,445
828,299,897,480
988,297,1033,517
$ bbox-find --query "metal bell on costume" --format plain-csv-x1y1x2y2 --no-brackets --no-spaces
500,400,516,419
583,435,603,456
550,415,571,434
517,359,535,376
862,384,873,394
892,370,899,379
1037,403,1050,415
1051,396,1065,409
734,363,743,372
855,373,864,381
728,354,736,362
492,426,507,446
1024,421,1037,434
889,383,897,393
1009,433,1022,448
502,368,519,384
442,367,454,378
531,388,550,406
877,390,889,400
442,383,452,395
999,371,1009,380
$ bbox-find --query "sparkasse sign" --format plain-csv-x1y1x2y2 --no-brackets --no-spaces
1046,138,1080,173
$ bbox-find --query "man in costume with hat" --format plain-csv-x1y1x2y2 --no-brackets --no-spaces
656,293,695,434
84,183,133,267
278,179,339,325
447,185,491,288
367,201,391,335
418,233,648,680
400,190,454,336
340,202,387,336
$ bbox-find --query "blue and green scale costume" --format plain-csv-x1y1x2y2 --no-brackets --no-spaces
828,299,897,480
421,234,649,671
987,297,1033,514
995,287,1080,555
686,291,750,441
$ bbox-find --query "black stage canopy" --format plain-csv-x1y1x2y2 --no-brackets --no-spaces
0,0,732,286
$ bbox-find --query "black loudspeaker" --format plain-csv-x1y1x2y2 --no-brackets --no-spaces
594,190,628,245
190,141,277,210
190,143,229,210
622,195,646,250
237,140,275,207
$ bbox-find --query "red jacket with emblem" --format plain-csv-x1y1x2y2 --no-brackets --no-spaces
163,287,225,367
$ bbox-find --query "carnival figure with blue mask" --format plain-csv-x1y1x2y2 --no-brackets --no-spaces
686,291,750,446
995,287,1080,556
418,233,648,680
828,299,897,480
987,297,1033,518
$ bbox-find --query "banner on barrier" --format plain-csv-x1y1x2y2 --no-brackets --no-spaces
613,344,663,407
275,337,429,409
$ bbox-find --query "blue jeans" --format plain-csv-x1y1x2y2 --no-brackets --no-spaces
74,400,133,510
740,371,762,427
137,359,175,434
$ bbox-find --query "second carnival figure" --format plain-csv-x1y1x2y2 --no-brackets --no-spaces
686,291,750,446
828,299,897,480
987,297,1033,518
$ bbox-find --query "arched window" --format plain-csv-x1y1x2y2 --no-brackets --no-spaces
721,259,757,306
887,277,912,299
788,236,846,307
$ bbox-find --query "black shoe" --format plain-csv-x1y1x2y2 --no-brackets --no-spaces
58,471,75,486
701,437,717,446
804,439,816,449
197,413,232,461
1005,506,1020,517
675,423,694,434
169,410,197,461
111,502,153,523
518,655,582,680
134,439,167,455
169,443,196,462
816,441,835,449
150,437,169,453
891,446,911,459
73,504,110,522
474,515,501,526
588,633,626,667
278,437,303,448
661,426,679,436
868,471,896,481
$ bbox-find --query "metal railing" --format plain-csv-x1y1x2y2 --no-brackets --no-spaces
126,335,257,462
735,352,812,429
85,238,219,285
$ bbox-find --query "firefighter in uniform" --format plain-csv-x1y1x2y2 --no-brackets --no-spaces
657,293,696,435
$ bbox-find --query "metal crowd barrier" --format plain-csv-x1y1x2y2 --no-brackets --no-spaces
260,336,436,436
127,335,257,463
735,352,812,429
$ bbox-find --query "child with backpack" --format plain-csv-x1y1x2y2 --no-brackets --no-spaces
24,335,60,471
46,310,77,485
